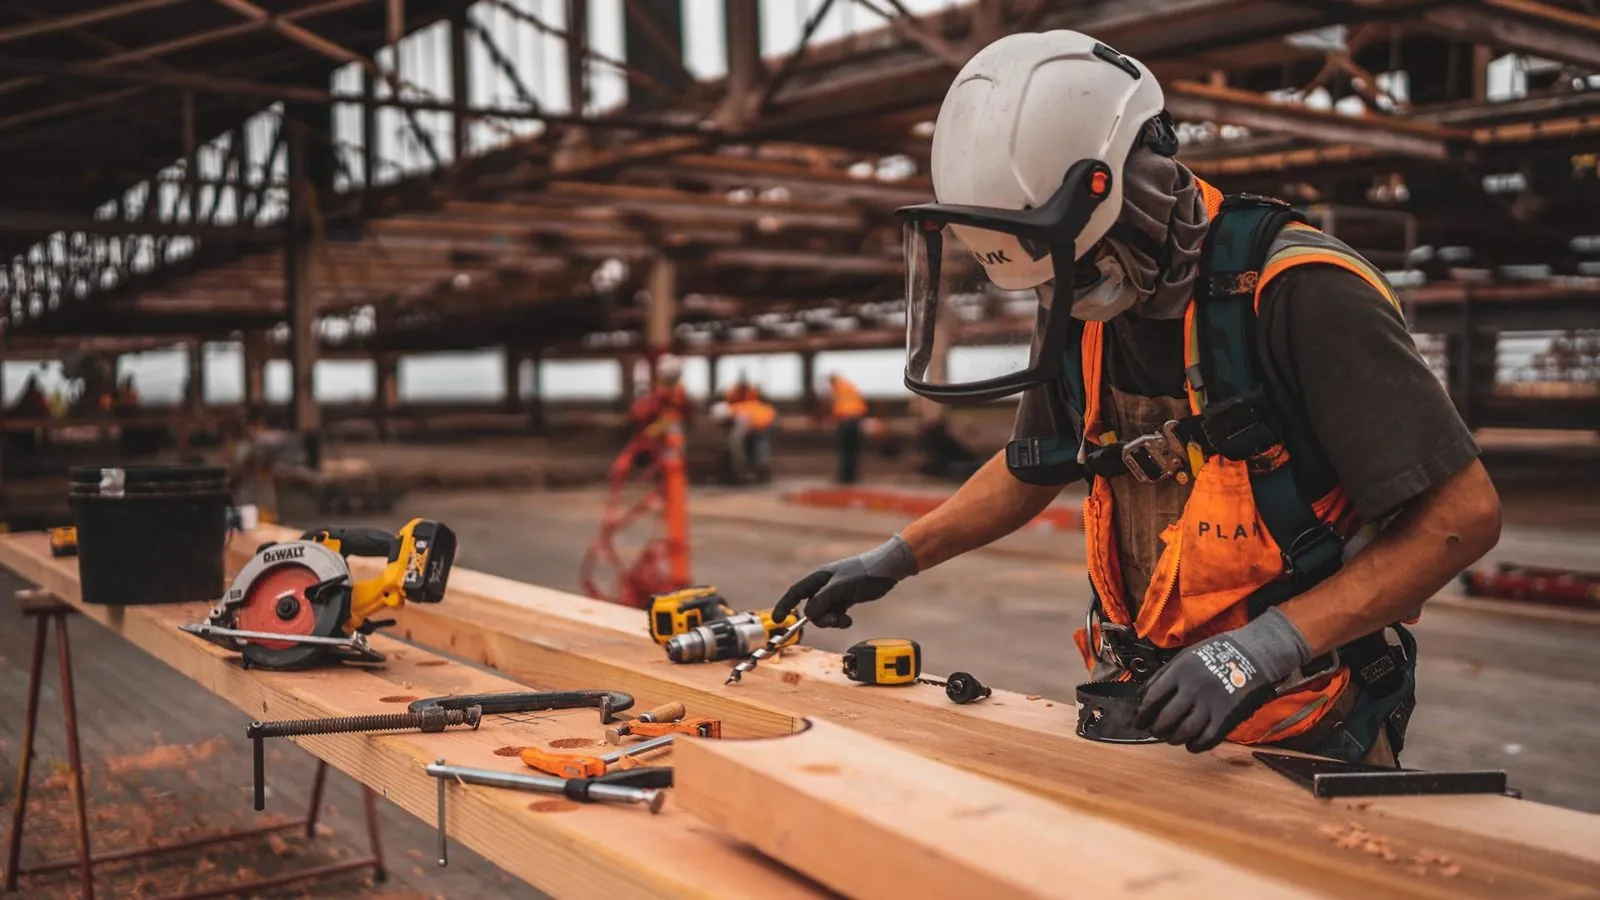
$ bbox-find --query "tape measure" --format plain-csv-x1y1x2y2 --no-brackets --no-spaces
842,639,921,686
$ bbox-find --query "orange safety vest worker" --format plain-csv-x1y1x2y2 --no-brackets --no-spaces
830,378,867,420
733,398,777,431
1066,179,1414,753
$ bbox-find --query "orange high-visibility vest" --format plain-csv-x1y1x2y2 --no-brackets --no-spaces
735,399,777,431
1071,179,1404,746
830,379,867,420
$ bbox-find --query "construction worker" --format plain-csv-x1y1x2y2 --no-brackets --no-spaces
630,354,690,433
775,31,1500,766
826,372,869,484
724,386,777,483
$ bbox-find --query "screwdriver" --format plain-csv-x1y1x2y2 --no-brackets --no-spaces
726,615,808,684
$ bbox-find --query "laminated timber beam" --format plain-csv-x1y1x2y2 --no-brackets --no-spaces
1164,81,1468,160
0,56,711,135
1418,0,1600,71
0,209,281,241
0,0,184,44
198,524,1600,900
673,720,1313,900
0,533,818,900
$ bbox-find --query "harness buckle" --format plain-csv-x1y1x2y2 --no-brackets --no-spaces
1202,394,1277,460
1088,609,1178,682
1121,420,1189,485
1282,523,1344,579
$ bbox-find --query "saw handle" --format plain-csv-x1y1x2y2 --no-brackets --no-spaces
302,526,401,561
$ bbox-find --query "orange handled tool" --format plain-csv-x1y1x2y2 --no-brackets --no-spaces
521,734,677,778
519,746,606,779
605,717,721,745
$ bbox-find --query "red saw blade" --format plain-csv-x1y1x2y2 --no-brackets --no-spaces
234,564,324,650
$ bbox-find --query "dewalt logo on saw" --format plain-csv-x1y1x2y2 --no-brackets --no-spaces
262,545,306,564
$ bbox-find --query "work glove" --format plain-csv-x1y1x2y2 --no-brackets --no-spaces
773,534,918,629
1134,607,1312,753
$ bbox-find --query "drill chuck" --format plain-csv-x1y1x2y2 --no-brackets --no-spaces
665,613,768,664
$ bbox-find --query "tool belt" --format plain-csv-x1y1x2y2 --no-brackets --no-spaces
1085,604,1416,759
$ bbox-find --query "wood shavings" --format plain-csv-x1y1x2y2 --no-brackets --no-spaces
1439,864,1461,878
1026,695,1042,701
781,671,803,685
266,832,290,856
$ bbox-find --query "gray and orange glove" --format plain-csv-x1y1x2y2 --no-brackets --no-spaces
1134,607,1311,753
773,534,918,629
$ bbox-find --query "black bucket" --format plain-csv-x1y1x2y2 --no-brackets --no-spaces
69,464,230,605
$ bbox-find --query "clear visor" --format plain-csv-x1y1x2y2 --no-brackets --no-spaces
904,221,1055,391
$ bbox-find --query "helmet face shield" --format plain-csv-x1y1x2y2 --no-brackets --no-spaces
903,222,1051,397
897,159,1113,404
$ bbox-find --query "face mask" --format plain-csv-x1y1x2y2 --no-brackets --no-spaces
1069,253,1141,322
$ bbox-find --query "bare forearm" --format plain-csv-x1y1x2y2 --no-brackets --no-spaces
1281,460,1501,656
901,450,1065,570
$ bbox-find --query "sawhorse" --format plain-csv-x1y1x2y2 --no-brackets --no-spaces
3,589,387,899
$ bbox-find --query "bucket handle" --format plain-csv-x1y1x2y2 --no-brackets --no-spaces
99,467,125,498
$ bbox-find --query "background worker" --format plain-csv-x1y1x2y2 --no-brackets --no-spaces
775,31,1501,766
826,372,868,484
727,385,777,483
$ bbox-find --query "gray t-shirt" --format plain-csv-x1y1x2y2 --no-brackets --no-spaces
1013,265,1479,522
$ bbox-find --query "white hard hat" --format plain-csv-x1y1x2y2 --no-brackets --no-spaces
656,353,683,380
930,31,1168,291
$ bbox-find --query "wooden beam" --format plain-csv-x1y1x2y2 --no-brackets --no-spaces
719,0,762,128
0,533,818,900
0,209,281,241
0,56,710,134
674,720,1316,900
218,527,1600,900
1420,0,1600,71
1165,81,1467,160
0,0,183,45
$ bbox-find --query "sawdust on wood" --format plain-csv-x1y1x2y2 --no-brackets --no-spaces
529,800,580,813
800,763,841,775
379,695,418,703
493,746,525,757
417,660,449,667
781,671,803,685
550,738,595,749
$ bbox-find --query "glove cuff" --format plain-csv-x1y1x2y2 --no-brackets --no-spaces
862,533,919,580
1228,607,1312,684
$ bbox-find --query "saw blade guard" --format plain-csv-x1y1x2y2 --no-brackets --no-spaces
223,540,351,668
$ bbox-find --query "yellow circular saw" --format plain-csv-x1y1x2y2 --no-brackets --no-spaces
181,518,456,669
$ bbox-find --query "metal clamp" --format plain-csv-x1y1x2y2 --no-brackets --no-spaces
1120,420,1190,485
